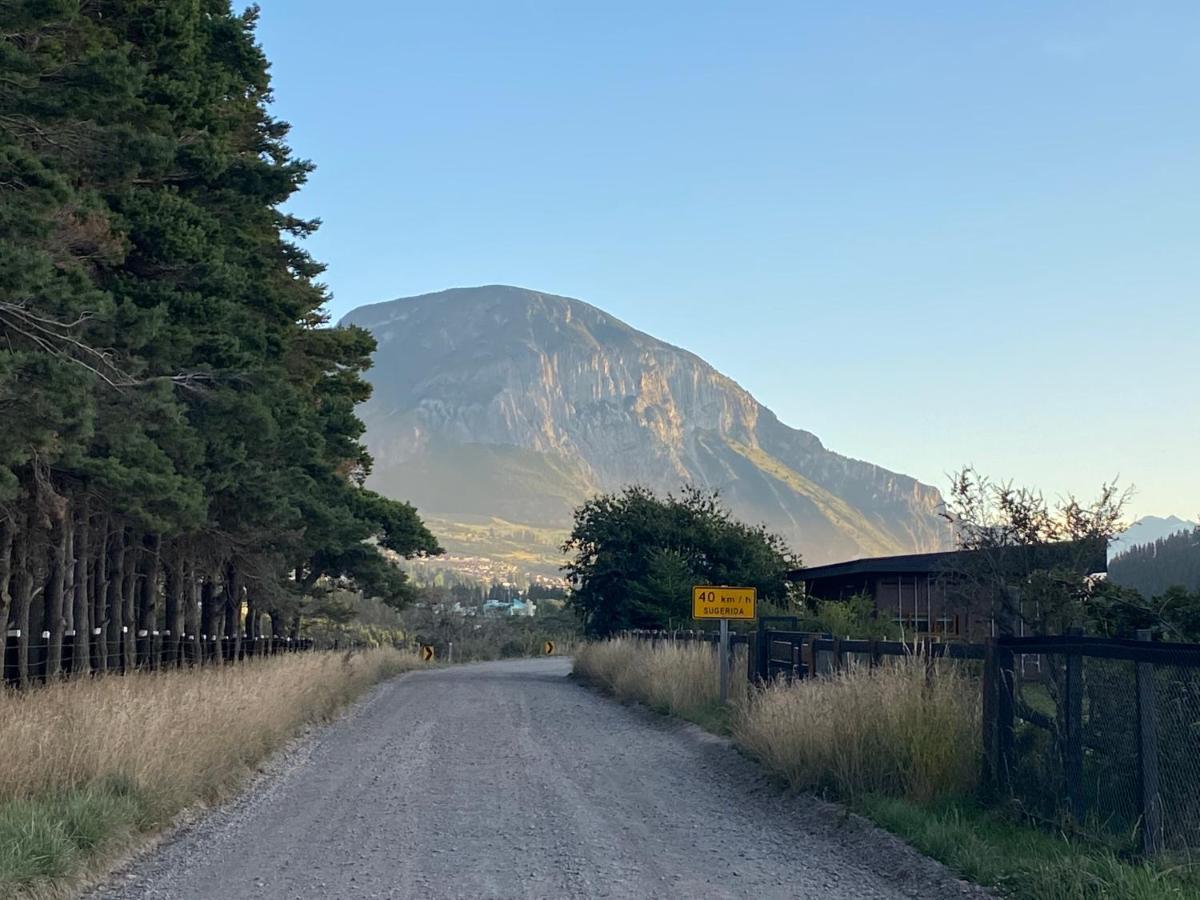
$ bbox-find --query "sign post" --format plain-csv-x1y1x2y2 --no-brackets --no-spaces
691,586,757,704
718,617,730,704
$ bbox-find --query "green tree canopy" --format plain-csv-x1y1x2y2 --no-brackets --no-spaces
561,486,799,637
0,1,440,680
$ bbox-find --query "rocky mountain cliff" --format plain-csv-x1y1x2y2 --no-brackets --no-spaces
341,286,950,565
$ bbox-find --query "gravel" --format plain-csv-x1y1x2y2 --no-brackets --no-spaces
88,657,991,900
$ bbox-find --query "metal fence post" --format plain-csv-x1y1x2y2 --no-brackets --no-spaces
1065,626,1085,825
997,643,1015,792
1136,628,1163,855
718,618,730,704
983,639,996,779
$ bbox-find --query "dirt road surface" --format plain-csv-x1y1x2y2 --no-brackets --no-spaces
90,657,987,900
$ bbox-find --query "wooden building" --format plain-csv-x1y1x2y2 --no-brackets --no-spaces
788,539,1108,641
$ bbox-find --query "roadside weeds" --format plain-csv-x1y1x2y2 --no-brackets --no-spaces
0,649,423,899
574,638,1200,900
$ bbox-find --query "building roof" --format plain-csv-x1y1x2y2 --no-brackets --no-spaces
789,538,1108,584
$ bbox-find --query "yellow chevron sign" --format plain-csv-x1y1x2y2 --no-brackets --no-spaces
420,645,435,662
543,640,555,655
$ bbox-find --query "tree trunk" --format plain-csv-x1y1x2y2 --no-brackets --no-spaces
163,545,183,668
136,534,159,668
0,516,12,682
106,524,124,672
120,534,136,672
72,500,90,674
62,507,76,673
222,560,241,662
247,597,262,657
13,512,34,687
200,577,217,663
44,503,69,678
184,559,201,666
94,515,111,673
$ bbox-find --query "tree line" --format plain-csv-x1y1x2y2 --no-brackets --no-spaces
1109,527,1200,598
562,474,1200,643
0,2,440,686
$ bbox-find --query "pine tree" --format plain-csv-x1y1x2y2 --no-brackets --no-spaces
0,1,440,683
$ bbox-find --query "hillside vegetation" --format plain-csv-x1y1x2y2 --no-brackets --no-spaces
1109,528,1200,597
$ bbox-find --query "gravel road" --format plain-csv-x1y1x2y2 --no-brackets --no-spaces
90,657,988,900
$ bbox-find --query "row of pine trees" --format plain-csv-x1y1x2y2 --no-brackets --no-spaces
0,2,440,686
1110,529,1200,599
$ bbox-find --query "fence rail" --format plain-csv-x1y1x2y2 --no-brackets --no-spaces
623,628,750,645
620,623,1200,857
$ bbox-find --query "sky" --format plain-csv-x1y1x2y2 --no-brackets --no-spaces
254,1,1198,520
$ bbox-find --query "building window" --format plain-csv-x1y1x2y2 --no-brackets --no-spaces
934,615,961,636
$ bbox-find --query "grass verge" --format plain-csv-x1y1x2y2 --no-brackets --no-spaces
862,796,1200,900
0,648,422,898
574,638,1199,900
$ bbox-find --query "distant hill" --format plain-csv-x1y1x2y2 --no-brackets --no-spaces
1110,515,1197,558
1109,525,1200,597
341,286,951,570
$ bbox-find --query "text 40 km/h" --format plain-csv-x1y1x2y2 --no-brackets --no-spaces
691,586,757,620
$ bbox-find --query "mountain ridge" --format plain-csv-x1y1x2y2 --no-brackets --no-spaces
1111,515,1198,558
342,285,951,567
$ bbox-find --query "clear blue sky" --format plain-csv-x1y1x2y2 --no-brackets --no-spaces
256,1,1197,520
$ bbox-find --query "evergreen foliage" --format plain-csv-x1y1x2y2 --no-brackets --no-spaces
562,486,799,636
1109,527,1200,598
0,1,440,684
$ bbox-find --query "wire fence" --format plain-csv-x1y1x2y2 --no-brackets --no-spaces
2,631,368,688
1002,632,1200,855
623,624,1200,858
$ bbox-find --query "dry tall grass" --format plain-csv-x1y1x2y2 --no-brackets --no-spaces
574,637,747,718
0,649,421,810
576,639,979,806
734,656,981,804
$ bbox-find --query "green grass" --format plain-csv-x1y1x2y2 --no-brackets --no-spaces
0,778,154,894
665,700,733,735
860,796,1200,900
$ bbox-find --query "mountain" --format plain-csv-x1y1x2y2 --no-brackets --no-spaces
341,286,951,569
1110,515,1198,558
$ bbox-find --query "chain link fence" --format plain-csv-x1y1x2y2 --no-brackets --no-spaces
1000,633,1200,857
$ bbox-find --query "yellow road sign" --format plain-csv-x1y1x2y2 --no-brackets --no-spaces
543,640,555,655
692,585,757,620
420,644,435,662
